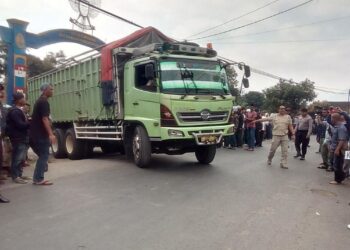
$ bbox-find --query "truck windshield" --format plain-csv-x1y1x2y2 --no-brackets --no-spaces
160,59,229,95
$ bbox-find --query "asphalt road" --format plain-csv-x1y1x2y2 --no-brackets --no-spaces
1,139,349,250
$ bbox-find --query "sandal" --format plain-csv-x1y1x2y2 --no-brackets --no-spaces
33,180,53,185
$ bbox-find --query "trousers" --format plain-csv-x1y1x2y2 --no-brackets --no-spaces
30,138,50,183
333,151,346,183
268,135,289,166
295,130,310,156
10,141,28,179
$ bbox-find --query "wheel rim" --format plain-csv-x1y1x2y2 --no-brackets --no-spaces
66,134,74,154
52,134,59,153
132,132,141,160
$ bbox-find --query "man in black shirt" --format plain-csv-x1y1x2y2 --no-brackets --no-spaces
6,92,30,184
29,83,55,185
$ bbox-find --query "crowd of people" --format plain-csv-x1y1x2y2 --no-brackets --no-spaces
314,106,350,184
1,87,349,203
223,105,274,151
223,104,350,182
0,83,55,203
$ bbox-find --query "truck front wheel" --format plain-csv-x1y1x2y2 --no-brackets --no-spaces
195,145,216,164
64,128,84,160
132,126,151,168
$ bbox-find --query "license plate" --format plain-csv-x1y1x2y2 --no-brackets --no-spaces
345,151,350,160
200,135,217,143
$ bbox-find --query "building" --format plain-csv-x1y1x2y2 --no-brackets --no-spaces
328,101,350,113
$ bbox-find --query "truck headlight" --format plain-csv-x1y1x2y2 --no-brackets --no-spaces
227,125,235,134
168,129,184,137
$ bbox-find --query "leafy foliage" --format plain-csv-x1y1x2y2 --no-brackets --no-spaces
308,100,329,112
27,50,66,77
263,79,317,114
242,91,266,109
0,45,8,81
225,65,239,96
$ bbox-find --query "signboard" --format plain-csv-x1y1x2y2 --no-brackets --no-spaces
345,151,350,160
14,64,26,77
13,54,27,92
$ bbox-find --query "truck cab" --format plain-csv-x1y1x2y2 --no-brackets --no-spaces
113,43,236,167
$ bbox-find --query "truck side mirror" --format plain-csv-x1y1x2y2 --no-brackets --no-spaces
145,64,155,80
244,65,251,78
242,77,249,88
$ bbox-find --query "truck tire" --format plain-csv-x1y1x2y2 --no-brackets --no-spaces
64,128,84,160
195,145,216,164
52,128,67,159
132,126,151,168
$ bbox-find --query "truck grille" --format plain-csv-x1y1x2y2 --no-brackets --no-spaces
177,110,229,123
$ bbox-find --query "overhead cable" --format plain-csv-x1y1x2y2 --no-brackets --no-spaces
190,0,314,41
214,38,350,44
186,0,281,39
219,56,348,94
207,15,350,42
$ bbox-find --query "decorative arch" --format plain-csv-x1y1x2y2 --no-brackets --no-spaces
0,18,105,103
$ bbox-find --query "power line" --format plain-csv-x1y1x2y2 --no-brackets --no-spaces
77,0,144,28
186,0,281,39
190,0,314,41
214,38,350,44
207,15,350,42
314,87,348,95
219,56,348,94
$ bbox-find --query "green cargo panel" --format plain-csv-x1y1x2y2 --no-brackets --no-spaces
28,56,113,123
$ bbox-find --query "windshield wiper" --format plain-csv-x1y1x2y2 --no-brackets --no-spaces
179,65,199,95
179,67,189,99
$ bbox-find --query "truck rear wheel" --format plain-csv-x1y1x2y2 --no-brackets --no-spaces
195,145,216,164
52,128,67,159
132,126,151,168
64,128,84,160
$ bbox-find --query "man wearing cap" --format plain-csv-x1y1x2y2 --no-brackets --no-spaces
29,83,55,185
252,106,295,169
6,92,31,184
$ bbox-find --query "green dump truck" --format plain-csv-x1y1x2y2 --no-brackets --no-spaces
28,27,249,167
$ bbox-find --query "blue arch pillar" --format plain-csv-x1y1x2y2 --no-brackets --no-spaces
1,19,28,103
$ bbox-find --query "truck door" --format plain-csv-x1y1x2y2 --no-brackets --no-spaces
126,61,160,136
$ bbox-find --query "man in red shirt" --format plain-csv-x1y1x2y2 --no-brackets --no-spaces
245,105,257,151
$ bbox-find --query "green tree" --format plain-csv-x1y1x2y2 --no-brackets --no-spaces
242,91,266,109
308,100,329,112
0,44,8,81
225,65,239,96
263,79,317,114
27,50,66,77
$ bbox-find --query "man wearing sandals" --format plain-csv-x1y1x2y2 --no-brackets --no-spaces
29,83,56,185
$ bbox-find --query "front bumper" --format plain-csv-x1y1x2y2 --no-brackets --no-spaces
159,124,235,145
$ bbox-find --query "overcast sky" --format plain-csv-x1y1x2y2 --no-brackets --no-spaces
1,0,349,101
